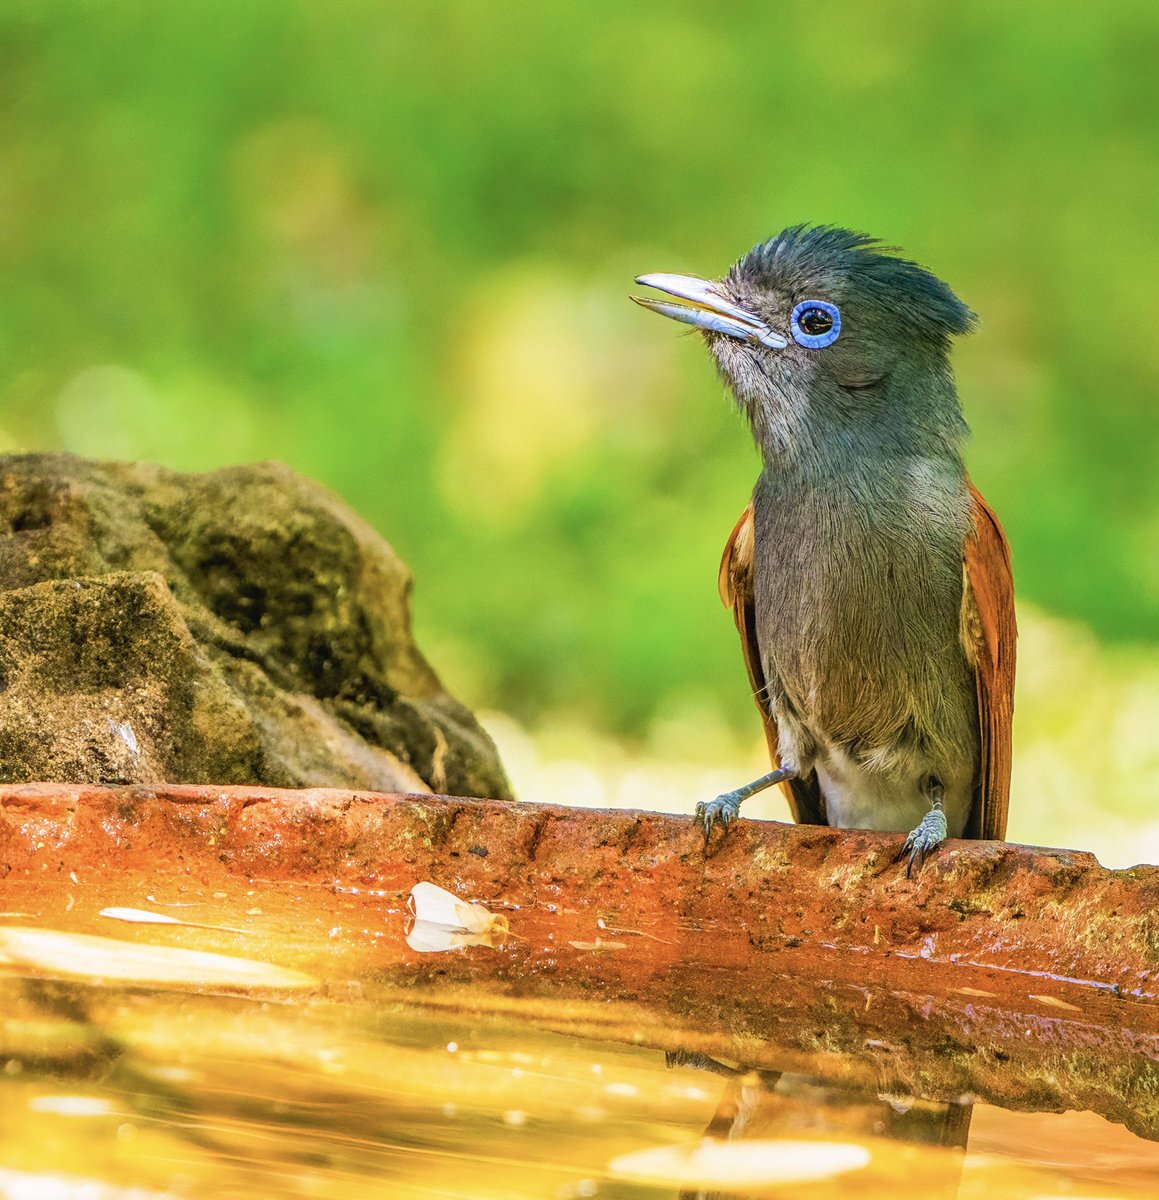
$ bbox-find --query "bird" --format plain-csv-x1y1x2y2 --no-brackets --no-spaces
632,226,1015,871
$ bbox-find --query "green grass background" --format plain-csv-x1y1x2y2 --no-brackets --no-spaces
2,1,1157,739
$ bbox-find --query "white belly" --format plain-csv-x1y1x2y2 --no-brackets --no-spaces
810,741,972,837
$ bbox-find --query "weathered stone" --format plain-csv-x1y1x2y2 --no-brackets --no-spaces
0,454,510,798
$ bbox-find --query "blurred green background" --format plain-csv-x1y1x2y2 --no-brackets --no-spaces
1,2,1157,854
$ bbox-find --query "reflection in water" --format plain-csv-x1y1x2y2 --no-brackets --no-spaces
3,974,1159,1199
405,920,507,953
3,867,1159,1200
662,1051,970,1199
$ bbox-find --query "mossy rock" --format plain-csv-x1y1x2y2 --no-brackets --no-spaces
0,454,512,799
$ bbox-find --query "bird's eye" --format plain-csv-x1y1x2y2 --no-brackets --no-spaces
790,300,841,349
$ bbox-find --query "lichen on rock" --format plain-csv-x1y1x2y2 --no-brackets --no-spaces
0,453,511,799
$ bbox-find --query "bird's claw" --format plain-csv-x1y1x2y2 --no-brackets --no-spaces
902,803,948,877
695,792,742,841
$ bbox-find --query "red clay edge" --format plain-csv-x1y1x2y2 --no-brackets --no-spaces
3,781,1156,990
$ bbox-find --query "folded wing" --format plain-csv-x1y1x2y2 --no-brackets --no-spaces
961,482,1017,840
719,503,826,825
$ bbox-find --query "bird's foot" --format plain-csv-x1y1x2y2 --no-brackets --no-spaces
694,768,795,843
695,791,743,840
902,800,948,878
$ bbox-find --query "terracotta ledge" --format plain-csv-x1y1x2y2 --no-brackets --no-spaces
3,782,1156,984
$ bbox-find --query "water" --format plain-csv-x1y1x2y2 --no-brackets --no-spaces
2,891,1158,1200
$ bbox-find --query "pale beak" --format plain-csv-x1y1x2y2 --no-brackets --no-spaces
631,273,788,350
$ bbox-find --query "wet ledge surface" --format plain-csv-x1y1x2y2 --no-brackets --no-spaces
2,782,1158,1141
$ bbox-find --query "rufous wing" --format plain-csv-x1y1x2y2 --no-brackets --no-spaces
962,482,1017,840
720,503,826,825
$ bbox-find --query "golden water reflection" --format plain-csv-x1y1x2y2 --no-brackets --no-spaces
3,979,1158,1200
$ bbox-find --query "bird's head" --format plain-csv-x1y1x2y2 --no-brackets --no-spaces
633,226,977,468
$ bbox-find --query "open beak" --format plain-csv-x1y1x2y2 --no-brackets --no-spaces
631,273,788,350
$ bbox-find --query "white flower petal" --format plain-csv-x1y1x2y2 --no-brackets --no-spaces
408,882,504,934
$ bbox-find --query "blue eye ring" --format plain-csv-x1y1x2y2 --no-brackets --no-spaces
790,299,841,349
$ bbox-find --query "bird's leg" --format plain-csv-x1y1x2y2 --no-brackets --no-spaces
902,774,948,877
664,1049,743,1078
696,767,795,840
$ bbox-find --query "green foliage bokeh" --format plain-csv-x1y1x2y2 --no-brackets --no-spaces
2,1,1156,733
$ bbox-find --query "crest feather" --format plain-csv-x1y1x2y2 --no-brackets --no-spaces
732,225,977,338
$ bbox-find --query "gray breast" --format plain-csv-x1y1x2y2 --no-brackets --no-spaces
753,459,980,832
